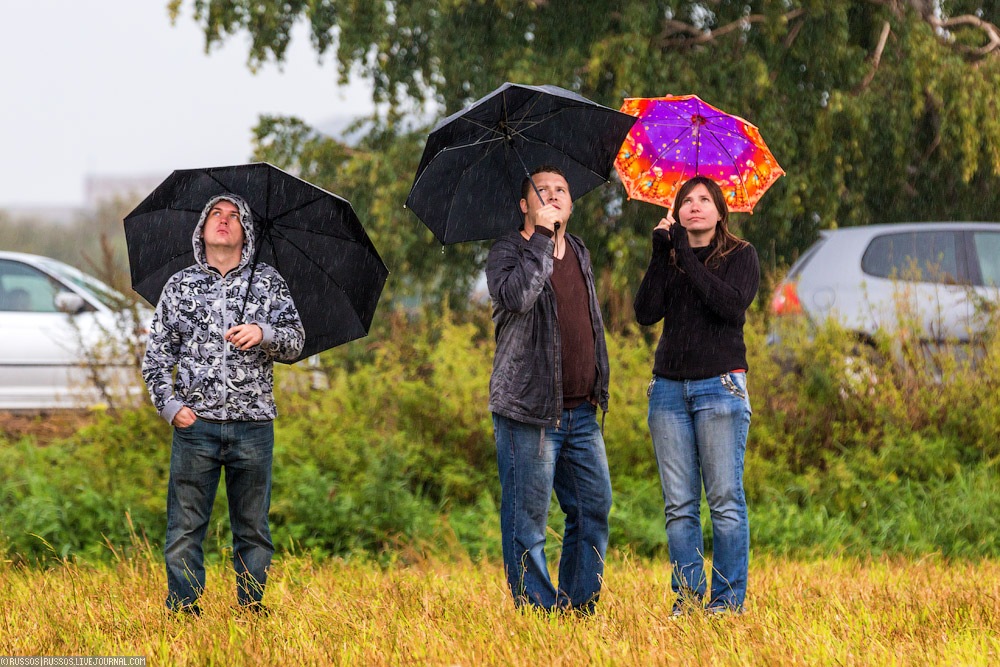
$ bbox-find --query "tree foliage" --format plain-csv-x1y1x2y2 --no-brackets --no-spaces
172,0,1000,324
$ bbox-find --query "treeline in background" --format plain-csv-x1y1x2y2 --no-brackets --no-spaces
2,1,1000,563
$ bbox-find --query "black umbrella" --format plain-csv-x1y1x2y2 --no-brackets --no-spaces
124,162,388,362
405,82,637,244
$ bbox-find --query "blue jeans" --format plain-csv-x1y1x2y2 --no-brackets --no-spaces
165,418,274,611
647,373,751,611
492,403,613,613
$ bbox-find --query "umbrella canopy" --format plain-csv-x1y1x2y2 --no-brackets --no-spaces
406,82,638,244
615,95,784,213
124,162,388,361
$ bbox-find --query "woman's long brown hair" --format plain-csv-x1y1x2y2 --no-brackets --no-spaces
671,176,748,269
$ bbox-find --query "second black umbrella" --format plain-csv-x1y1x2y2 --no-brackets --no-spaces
405,82,637,244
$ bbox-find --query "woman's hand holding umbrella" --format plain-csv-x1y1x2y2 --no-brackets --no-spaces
654,212,676,232
651,212,676,255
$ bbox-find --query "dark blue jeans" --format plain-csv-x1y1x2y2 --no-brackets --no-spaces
647,372,751,612
493,403,613,613
165,418,274,611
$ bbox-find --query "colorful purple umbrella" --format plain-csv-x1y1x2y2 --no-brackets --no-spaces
614,95,784,213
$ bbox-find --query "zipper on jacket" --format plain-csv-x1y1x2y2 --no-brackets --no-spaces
219,272,229,419
548,281,563,429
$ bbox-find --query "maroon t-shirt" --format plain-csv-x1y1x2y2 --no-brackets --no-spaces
550,242,597,408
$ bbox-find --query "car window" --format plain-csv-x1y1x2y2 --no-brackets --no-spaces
35,258,121,310
861,231,962,284
971,232,1000,287
0,259,64,312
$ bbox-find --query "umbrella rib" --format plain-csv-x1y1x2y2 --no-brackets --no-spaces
447,126,509,147
459,111,566,142
702,118,755,143
702,131,752,205
458,116,507,137
519,133,609,182
407,139,508,220
201,170,267,222
505,92,599,139
264,226,282,277
271,220,373,246
508,109,568,138
443,141,527,243
438,140,511,242
658,103,698,123
267,227,367,329
268,194,330,226
633,119,694,128
506,93,551,134
159,207,206,214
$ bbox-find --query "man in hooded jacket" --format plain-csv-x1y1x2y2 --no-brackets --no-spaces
142,193,304,615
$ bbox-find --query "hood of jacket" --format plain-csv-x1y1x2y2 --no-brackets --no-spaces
192,193,256,274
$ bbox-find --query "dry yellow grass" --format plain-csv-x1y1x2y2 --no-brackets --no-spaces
2,550,998,665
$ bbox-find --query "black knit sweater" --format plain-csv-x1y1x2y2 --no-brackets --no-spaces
633,228,760,380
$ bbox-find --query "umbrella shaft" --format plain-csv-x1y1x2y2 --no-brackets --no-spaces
511,142,558,230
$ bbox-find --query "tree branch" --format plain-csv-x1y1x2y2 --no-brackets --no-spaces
854,21,893,94
783,18,805,49
927,14,1000,57
656,9,806,48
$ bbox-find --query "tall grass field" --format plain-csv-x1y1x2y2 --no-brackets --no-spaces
2,548,998,665
3,309,1000,663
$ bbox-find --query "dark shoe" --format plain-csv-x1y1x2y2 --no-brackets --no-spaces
236,602,271,617
169,603,201,617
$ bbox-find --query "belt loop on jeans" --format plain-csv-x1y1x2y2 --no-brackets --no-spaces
538,427,545,456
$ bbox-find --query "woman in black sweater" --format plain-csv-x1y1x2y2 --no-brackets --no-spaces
633,176,759,616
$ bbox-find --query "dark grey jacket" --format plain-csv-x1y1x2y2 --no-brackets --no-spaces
486,229,610,426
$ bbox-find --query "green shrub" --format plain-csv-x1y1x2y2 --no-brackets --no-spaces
3,304,1000,562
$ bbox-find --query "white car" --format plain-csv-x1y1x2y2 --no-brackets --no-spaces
0,251,149,410
769,222,1000,343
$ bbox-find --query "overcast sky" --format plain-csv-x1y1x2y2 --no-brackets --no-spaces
0,0,373,207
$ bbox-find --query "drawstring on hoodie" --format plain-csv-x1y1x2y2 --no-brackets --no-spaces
238,238,263,324
195,192,258,327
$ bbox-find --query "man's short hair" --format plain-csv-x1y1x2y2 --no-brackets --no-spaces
521,165,567,201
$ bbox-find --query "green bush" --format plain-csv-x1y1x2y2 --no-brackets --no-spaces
3,305,1000,563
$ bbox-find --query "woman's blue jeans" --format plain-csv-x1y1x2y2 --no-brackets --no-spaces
492,403,613,613
647,372,751,611
164,418,274,611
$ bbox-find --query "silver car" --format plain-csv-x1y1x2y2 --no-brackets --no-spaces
769,222,1000,342
0,251,148,409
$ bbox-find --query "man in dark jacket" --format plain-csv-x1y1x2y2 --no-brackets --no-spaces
486,165,613,613
142,194,304,615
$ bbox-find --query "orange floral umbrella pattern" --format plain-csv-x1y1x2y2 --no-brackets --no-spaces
614,95,784,213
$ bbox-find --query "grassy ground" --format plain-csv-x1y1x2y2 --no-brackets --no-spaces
2,549,998,665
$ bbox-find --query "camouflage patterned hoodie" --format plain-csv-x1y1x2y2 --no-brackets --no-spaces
141,194,305,424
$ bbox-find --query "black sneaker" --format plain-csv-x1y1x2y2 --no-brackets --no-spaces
236,602,271,617
169,603,201,617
